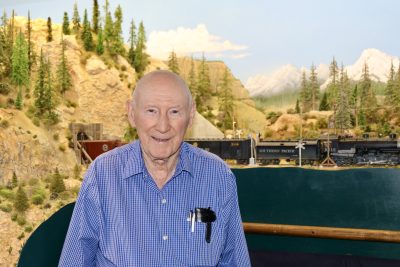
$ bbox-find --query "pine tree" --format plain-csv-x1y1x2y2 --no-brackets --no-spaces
11,31,29,89
335,66,351,132
72,2,81,33
350,85,359,128
56,37,72,94
11,172,18,189
14,186,29,213
34,49,57,119
319,91,329,111
309,63,319,110
188,57,197,99
27,10,35,77
167,51,180,74
81,9,93,51
127,19,136,65
112,5,125,56
134,21,149,78
0,11,13,78
359,63,377,122
34,49,47,115
50,168,65,195
15,87,23,109
218,68,234,130
384,62,396,107
295,99,300,113
299,71,311,112
327,57,339,112
92,0,100,33
46,17,53,42
62,12,71,35
103,0,113,53
196,53,211,110
394,66,400,111
96,23,104,55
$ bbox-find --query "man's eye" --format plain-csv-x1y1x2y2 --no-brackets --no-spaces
170,109,180,115
146,109,156,114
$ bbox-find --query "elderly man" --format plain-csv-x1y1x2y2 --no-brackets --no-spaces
59,70,250,266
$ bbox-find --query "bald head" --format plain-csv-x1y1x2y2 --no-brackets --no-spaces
132,70,193,109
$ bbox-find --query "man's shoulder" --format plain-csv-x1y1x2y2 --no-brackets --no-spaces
182,142,232,175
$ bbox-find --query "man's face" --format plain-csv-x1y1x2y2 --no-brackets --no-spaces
128,75,195,162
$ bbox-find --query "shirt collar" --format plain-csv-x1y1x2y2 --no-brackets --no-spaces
122,141,193,180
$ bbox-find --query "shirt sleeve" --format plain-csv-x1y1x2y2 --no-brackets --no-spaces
218,173,251,267
58,163,102,267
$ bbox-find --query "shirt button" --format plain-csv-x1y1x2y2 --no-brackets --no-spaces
162,235,168,241
161,198,167,204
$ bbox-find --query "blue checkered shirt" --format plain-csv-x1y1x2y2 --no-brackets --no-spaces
58,141,251,267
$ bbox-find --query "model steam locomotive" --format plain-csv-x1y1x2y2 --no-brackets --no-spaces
186,134,400,166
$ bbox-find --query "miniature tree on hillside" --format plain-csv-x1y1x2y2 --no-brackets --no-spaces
327,57,339,112
335,66,351,132
384,62,396,107
62,12,71,35
96,23,104,55
218,68,234,131
309,63,320,110
14,186,29,213
133,21,149,78
11,31,29,109
112,5,125,56
46,17,53,42
196,53,211,111
359,63,377,122
56,37,72,94
299,70,312,112
27,10,36,77
127,19,136,65
92,0,100,33
188,57,197,100
167,50,180,74
50,168,66,197
72,2,81,33
81,9,93,51
319,91,329,111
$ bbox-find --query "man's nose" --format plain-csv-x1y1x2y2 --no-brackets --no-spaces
156,113,170,133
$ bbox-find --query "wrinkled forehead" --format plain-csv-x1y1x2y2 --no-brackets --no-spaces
132,71,192,106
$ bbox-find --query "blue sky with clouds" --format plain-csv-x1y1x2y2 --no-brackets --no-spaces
3,0,400,83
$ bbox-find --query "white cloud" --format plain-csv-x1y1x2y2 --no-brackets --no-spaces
147,24,248,60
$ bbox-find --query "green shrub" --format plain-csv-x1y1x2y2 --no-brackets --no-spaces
121,65,127,71
316,118,328,129
0,82,10,95
24,225,33,233
17,232,25,240
28,178,39,186
32,117,40,127
66,100,78,108
263,128,273,138
0,202,12,212
0,119,9,128
59,144,66,152
53,133,59,141
0,188,15,200
16,214,26,226
11,213,17,221
31,194,45,205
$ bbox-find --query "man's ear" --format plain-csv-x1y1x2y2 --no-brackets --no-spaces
126,100,136,128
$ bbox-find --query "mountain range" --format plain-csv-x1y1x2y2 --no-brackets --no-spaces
245,48,400,97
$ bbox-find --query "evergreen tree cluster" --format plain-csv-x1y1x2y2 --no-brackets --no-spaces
298,64,320,113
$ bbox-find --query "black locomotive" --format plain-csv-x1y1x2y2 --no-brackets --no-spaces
185,134,400,166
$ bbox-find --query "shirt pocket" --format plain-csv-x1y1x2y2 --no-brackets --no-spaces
185,219,225,267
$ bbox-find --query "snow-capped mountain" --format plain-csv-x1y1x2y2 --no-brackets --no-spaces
246,64,329,97
246,48,399,97
320,48,400,89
